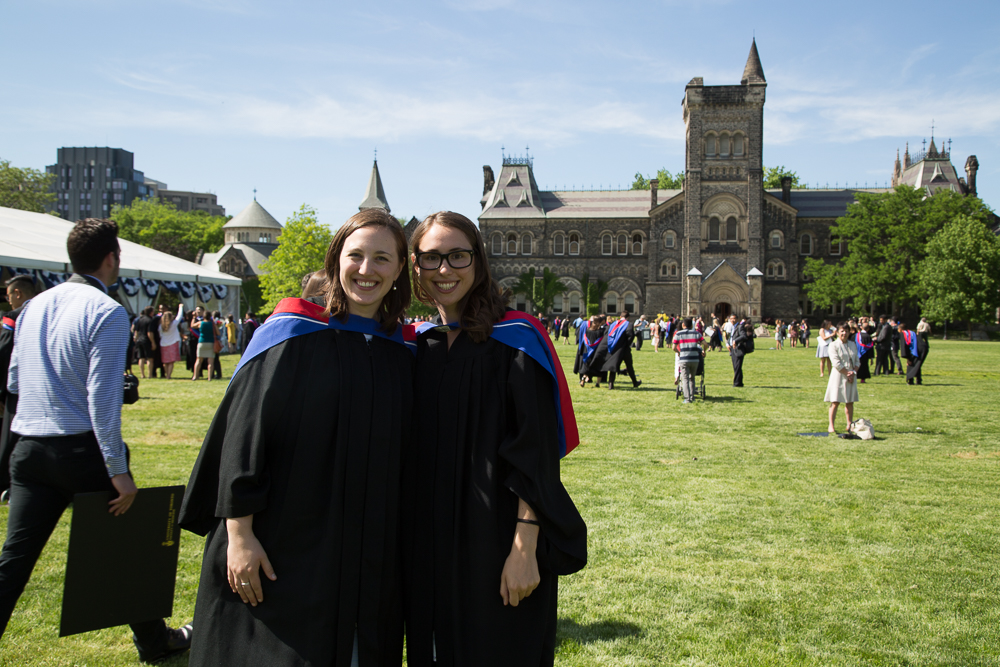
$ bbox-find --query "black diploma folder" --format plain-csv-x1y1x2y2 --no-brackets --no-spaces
59,485,184,637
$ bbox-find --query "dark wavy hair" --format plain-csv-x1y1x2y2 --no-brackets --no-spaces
410,211,509,343
322,209,411,334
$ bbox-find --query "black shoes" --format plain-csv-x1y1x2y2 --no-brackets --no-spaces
135,623,193,664
633,380,642,389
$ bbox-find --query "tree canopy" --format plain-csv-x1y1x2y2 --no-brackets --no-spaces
803,185,994,315
111,198,227,262
579,270,609,316
510,267,567,315
0,158,56,213
762,166,805,189
631,169,684,190
918,214,1000,333
258,205,332,312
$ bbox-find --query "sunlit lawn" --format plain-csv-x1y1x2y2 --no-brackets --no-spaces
2,340,999,665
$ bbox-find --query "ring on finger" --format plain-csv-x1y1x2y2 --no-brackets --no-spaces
241,582,251,587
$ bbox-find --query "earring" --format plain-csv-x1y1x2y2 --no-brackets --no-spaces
393,284,397,291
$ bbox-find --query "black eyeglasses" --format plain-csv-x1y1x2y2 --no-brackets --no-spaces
414,249,474,270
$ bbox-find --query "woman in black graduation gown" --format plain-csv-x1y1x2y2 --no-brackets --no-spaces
179,209,414,667
403,212,587,667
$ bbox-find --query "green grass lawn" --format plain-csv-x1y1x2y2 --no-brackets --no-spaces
2,341,999,666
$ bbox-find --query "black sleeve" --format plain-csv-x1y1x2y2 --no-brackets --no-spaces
179,343,295,535
0,327,13,405
500,351,587,575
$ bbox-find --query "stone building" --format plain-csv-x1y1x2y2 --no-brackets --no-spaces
478,40,984,321
199,198,282,280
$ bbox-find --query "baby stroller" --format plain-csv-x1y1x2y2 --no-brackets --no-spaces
675,356,706,400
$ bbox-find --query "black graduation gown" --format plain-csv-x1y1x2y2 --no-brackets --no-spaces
179,329,413,667
402,331,587,667
901,332,929,383
573,326,607,380
598,322,635,374
857,331,874,381
0,305,25,493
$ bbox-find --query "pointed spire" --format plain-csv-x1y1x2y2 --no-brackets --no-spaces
359,160,390,213
927,136,939,158
904,142,911,169
741,38,766,85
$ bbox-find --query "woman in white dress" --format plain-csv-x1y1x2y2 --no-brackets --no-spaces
825,322,859,434
815,319,834,377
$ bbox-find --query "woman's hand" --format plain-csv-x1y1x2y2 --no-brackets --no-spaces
226,516,277,606
500,524,540,607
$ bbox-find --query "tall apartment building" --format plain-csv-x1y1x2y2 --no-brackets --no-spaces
46,147,153,220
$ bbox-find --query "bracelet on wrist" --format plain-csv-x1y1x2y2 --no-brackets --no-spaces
516,518,540,526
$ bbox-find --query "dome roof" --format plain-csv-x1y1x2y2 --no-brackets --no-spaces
223,200,282,230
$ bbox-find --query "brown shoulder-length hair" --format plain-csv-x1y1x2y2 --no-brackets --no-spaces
409,211,509,343
322,208,411,334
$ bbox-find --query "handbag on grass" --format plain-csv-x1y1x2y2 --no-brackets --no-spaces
850,418,874,440
123,373,140,405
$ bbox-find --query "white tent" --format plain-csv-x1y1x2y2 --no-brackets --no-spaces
1,206,243,316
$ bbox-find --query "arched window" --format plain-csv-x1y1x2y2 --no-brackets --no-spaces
766,261,786,279
661,261,679,278
553,294,564,312
601,234,613,255
705,134,717,157
617,234,628,255
632,233,643,255
770,231,782,249
830,236,842,256
569,233,580,255
670,262,679,277
719,132,730,157
624,293,636,312
726,217,738,243
507,233,518,255
709,218,721,243
521,234,532,255
800,233,813,256
663,230,676,249
491,233,503,255
605,293,618,314
733,134,745,156
553,233,565,255
569,293,581,313
515,293,527,311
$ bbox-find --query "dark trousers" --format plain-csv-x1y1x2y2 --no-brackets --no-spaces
890,347,902,374
609,351,639,387
634,335,644,351
0,434,166,649
731,351,744,387
874,348,891,375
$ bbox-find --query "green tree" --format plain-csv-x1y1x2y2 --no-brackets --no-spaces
918,215,1000,336
0,159,56,213
510,268,568,315
579,270,609,316
804,186,993,315
111,199,227,261
763,166,805,189
258,205,332,312
631,168,684,190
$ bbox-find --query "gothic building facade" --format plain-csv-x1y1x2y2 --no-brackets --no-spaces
478,40,983,321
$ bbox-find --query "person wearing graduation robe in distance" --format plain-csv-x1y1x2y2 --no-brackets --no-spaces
897,321,928,385
178,209,414,667
403,211,587,667
574,316,607,388
600,312,641,390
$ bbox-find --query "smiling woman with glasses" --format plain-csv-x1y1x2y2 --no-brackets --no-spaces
402,211,586,667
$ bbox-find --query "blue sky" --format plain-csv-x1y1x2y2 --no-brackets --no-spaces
3,0,998,228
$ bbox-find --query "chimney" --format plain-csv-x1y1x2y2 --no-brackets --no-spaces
781,176,792,204
650,179,659,210
965,155,979,197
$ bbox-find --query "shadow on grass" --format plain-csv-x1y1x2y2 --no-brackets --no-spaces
557,617,643,645
696,396,750,403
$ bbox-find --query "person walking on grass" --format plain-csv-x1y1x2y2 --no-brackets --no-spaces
673,317,703,403
158,303,185,379
825,322,859,434
0,218,192,663
730,319,754,388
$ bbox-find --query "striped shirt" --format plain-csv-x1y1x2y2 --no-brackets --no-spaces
8,276,130,476
673,328,703,363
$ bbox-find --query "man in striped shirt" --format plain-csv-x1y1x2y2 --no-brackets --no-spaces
673,317,704,404
0,219,192,663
